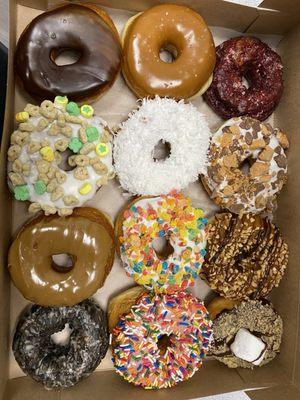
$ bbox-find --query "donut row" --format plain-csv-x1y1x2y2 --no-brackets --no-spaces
7,97,288,215
15,3,283,122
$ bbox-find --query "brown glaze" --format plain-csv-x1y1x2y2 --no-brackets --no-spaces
15,3,122,103
8,207,115,306
122,4,215,99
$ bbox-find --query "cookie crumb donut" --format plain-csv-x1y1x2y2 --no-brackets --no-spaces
112,292,212,389
114,97,211,195
7,98,114,216
115,193,207,293
202,117,288,214
108,286,147,333
203,212,289,300
203,37,283,121
15,3,121,103
122,4,215,99
209,299,283,368
8,207,115,306
13,300,109,389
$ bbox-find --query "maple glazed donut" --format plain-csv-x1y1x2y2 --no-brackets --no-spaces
8,207,115,306
15,3,122,103
202,117,289,214
7,97,114,216
203,37,283,121
122,4,216,99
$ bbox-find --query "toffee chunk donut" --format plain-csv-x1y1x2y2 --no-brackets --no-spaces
122,4,215,99
15,3,121,103
8,207,115,306
209,299,283,368
114,97,211,195
112,292,212,389
203,212,289,300
7,98,114,216
202,117,289,214
115,193,207,293
13,300,109,389
203,37,283,121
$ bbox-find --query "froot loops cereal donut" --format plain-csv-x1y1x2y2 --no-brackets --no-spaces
203,37,283,121
209,299,282,368
13,300,109,389
122,4,215,99
112,292,212,389
114,97,211,196
115,192,207,293
203,212,289,300
7,97,114,216
8,207,115,306
202,117,289,214
15,3,121,103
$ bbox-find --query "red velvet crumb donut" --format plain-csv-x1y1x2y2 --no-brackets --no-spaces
203,37,283,121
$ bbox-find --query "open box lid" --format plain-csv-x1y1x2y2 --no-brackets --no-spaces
1,1,300,399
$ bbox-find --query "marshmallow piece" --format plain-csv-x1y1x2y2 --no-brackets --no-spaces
230,328,266,365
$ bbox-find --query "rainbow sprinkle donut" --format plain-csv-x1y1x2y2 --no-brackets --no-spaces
116,192,207,293
112,292,212,389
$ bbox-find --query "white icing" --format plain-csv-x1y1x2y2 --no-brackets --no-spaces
114,97,211,195
230,328,266,365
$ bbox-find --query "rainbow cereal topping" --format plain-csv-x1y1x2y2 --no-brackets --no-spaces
112,292,212,389
119,192,207,292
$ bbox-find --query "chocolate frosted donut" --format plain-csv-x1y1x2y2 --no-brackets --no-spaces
15,4,122,103
13,300,109,389
203,37,283,121
203,212,289,300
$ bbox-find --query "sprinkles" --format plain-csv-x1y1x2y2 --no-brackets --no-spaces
112,292,212,389
119,192,207,292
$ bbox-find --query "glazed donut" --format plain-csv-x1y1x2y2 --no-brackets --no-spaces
112,292,212,389
15,3,121,103
115,193,207,293
207,296,240,320
107,286,147,333
201,117,289,214
122,4,215,99
203,37,283,121
203,212,289,300
7,98,114,216
114,97,211,195
13,300,109,389
8,207,115,306
209,299,282,368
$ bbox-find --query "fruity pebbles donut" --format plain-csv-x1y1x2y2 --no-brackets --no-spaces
112,292,212,389
115,192,207,293
114,97,211,195
7,97,114,216
203,37,283,121
202,117,289,214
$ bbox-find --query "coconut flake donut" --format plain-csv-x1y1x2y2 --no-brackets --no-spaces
7,97,114,216
8,207,115,306
122,3,215,99
201,117,289,214
112,292,212,389
115,192,207,293
13,300,109,389
114,97,211,195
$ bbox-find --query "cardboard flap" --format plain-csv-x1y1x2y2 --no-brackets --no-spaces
260,0,300,13
246,8,300,34
247,384,300,400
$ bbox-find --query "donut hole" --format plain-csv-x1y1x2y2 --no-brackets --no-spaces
51,253,75,273
159,43,178,63
152,237,174,260
51,323,73,347
51,48,82,66
157,334,172,355
239,157,255,175
152,140,171,162
242,75,251,89
57,149,77,171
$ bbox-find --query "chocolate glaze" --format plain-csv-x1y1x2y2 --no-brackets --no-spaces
15,4,122,102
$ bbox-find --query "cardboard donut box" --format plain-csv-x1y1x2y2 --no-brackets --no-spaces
1,0,300,399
